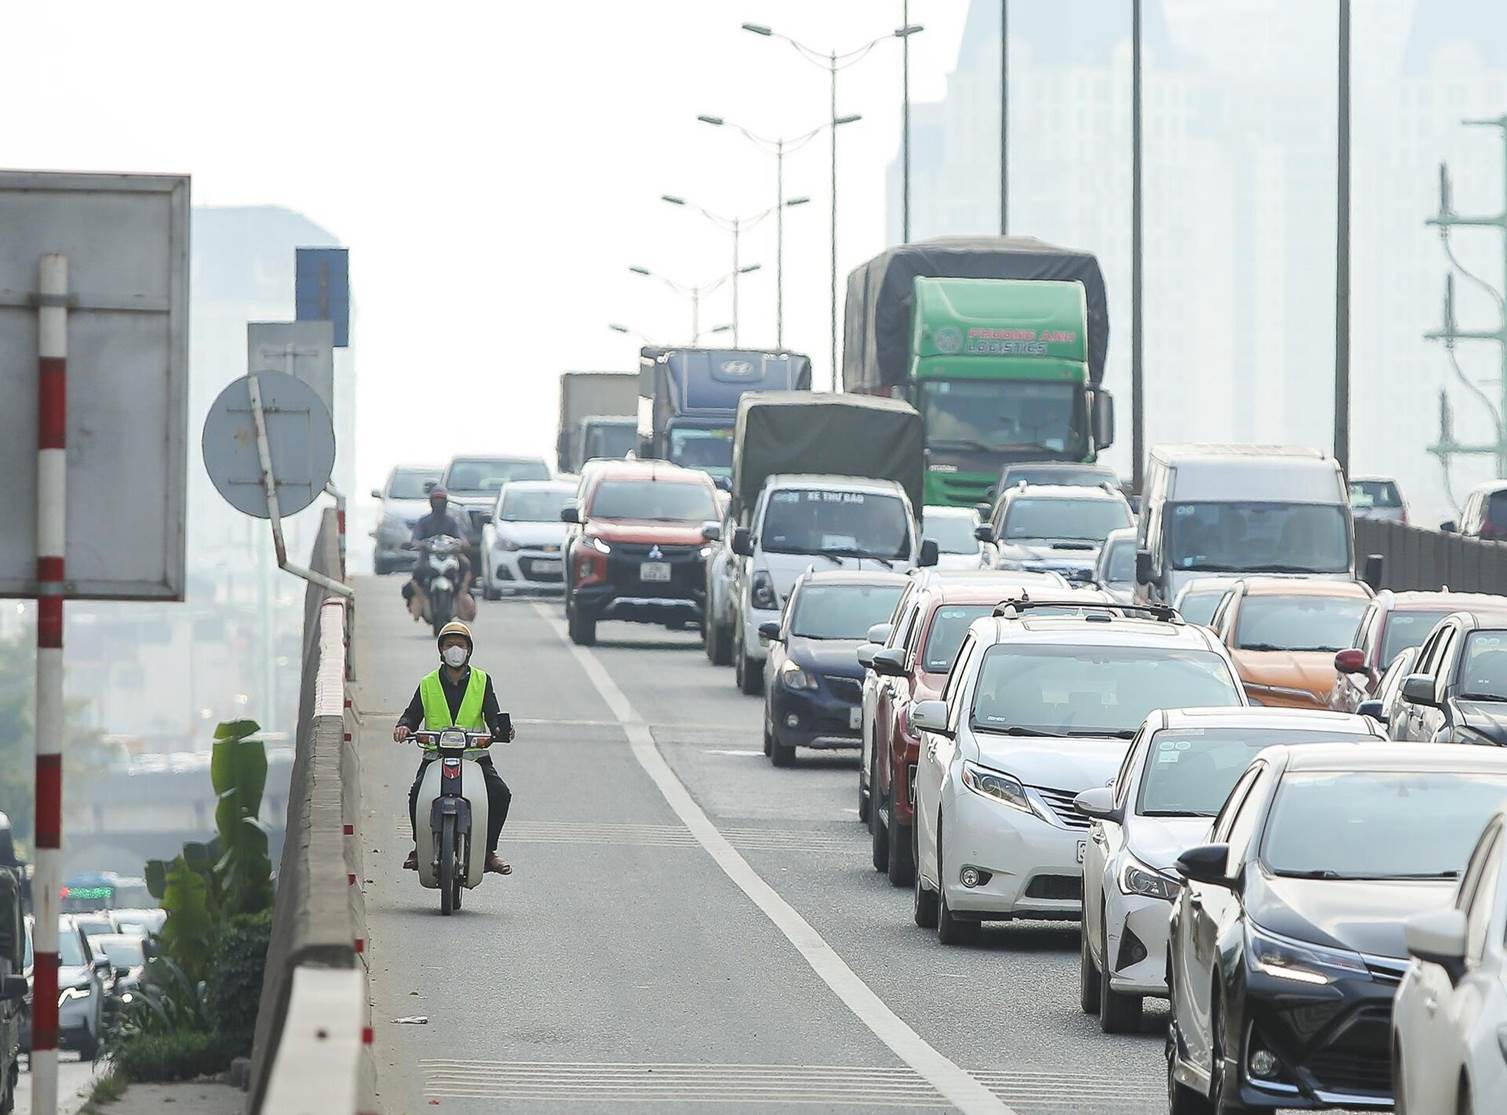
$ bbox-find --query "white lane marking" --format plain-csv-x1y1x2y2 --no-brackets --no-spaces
704,748,764,756
534,604,1014,1115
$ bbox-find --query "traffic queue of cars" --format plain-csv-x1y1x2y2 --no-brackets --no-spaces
379,438,1507,1113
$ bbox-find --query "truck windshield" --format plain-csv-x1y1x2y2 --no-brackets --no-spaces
389,469,442,499
668,428,733,476
446,458,550,495
583,423,637,462
762,490,911,560
920,380,1087,458
1166,502,1350,574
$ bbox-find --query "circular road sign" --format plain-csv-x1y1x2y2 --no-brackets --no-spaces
202,371,336,519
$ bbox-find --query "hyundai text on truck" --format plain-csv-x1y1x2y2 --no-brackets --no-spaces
637,347,812,486
723,392,930,695
843,236,1115,509
556,371,640,474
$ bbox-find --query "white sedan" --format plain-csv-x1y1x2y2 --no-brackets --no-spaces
919,505,995,570
1075,706,1384,1032
910,601,1246,945
479,480,576,598
1392,807,1507,1115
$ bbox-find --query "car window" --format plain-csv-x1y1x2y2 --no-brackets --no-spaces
896,601,924,654
1459,630,1507,701
1427,629,1458,691
1465,831,1502,962
57,923,87,967
1380,611,1451,665
921,605,997,673
1178,590,1224,628
922,514,980,555
1211,765,1262,843
1208,590,1237,637
1233,594,1369,653
1415,628,1447,679
943,635,977,706
1353,604,1379,656
588,479,717,522
1002,498,1131,543
388,469,441,499
1112,728,1144,810
1222,763,1271,865
762,489,911,560
788,584,907,641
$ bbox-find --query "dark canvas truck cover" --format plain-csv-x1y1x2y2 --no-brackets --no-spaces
731,393,924,519
843,235,1110,391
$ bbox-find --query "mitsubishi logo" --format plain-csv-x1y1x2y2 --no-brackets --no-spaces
648,546,664,560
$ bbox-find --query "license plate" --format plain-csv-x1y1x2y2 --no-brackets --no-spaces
1076,840,1087,864
640,562,672,583
533,559,563,574
848,707,862,730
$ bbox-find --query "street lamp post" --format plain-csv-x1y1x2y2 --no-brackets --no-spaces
742,20,923,390
698,113,858,349
628,264,760,346
661,194,809,346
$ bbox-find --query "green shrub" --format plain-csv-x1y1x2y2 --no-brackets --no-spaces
110,1029,234,1083
208,910,272,1056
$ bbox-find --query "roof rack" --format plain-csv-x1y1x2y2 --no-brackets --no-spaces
992,593,1181,623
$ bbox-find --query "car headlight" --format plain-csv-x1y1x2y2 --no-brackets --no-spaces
587,536,611,555
751,570,777,610
494,535,521,552
59,985,91,1004
779,661,817,691
698,545,714,559
960,760,1032,814
1119,854,1182,901
1247,923,1366,985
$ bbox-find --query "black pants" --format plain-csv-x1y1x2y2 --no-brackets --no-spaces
409,756,511,853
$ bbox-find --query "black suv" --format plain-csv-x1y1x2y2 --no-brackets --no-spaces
1388,609,1507,745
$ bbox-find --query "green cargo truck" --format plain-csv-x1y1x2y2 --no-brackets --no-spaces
843,236,1114,508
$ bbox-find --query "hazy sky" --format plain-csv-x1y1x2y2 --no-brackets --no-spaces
3,1,972,496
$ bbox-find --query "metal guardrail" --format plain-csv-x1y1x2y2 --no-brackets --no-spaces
248,509,374,1114
1355,517,1507,593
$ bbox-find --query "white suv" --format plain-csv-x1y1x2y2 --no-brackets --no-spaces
910,598,1246,945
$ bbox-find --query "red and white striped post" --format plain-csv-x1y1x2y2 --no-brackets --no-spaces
32,253,68,1115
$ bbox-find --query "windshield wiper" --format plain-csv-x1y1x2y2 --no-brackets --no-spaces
1240,563,1341,574
1048,541,1098,551
974,725,1066,737
1276,868,1345,879
1141,809,1218,818
928,438,994,453
1239,643,1289,652
1343,871,1461,880
826,549,898,569
1064,729,1137,739
1459,693,1507,703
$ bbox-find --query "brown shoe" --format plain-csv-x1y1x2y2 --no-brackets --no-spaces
485,853,512,875
402,849,418,870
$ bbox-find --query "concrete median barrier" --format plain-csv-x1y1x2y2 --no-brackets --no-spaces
248,510,375,1114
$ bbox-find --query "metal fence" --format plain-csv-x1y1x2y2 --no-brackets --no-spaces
1355,518,1507,594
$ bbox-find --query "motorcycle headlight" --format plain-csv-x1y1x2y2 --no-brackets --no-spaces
960,760,1032,814
751,570,777,610
1247,923,1366,985
779,661,817,691
587,536,611,555
1119,854,1182,902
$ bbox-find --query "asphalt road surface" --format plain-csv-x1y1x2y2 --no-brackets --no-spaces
354,579,1170,1114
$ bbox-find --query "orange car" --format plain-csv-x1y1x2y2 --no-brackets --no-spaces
1209,578,1374,708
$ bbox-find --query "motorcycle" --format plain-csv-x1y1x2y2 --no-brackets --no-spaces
411,727,500,915
408,534,472,635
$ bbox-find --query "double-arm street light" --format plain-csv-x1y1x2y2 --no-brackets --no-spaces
742,20,923,389
628,264,759,346
660,194,809,346
696,113,858,348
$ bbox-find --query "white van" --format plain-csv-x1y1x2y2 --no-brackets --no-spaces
1134,445,1354,606
729,474,924,694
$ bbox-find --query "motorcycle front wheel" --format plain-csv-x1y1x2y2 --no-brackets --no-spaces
431,592,454,637
439,814,457,916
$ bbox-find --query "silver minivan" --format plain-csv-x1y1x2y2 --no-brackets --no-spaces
1133,445,1355,605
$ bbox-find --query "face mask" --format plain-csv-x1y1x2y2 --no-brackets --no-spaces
442,646,468,669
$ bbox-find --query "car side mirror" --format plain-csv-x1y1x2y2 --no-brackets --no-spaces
1174,843,1235,888
1091,388,1115,450
1401,674,1438,707
974,502,993,521
911,699,950,737
140,939,159,959
1440,520,1458,534
423,480,437,493
560,505,580,524
918,539,939,568
973,523,995,544
1333,648,1366,675
0,975,25,1003
1073,786,1121,823
114,964,132,977
370,488,383,500
1135,549,1153,585
857,642,879,670
866,623,892,647
871,647,907,678
731,527,753,557
1404,907,1467,985
1356,698,1386,724
1361,553,1384,592
757,620,782,642
1066,567,1095,584
701,521,722,543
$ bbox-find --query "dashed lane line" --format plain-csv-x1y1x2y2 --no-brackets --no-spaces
533,603,1014,1115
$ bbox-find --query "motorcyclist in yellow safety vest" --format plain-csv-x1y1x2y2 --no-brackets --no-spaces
393,621,514,874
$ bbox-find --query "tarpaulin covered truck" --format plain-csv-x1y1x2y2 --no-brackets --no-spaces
556,371,639,474
843,236,1114,508
638,347,812,486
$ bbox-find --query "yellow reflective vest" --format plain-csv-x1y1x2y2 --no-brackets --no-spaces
418,667,489,731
